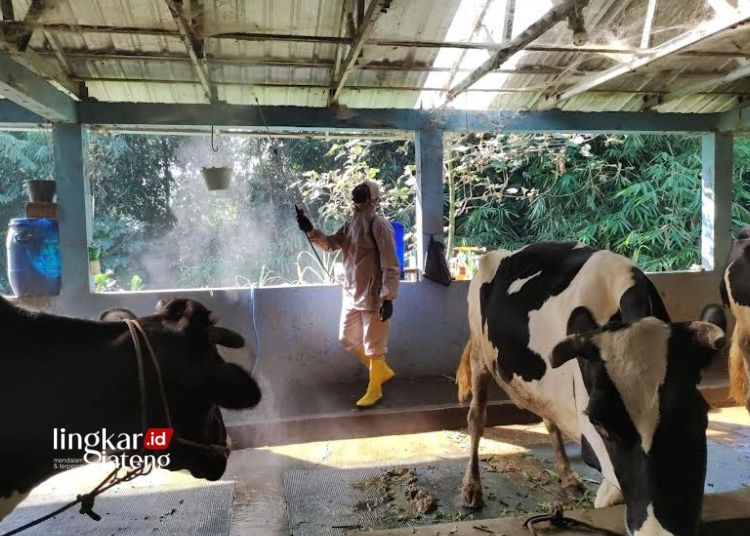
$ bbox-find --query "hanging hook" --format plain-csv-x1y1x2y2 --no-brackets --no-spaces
210,125,219,152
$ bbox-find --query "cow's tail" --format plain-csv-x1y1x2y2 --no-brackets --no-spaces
645,276,671,322
457,338,473,402
729,324,748,406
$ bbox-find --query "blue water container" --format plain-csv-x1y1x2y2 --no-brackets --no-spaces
390,220,405,279
6,218,62,297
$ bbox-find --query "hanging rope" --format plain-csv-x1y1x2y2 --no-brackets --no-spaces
210,125,219,152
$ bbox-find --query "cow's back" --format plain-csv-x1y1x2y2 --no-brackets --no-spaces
468,242,654,432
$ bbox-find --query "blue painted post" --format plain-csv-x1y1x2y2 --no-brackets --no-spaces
701,132,733,274
53,124,92,296
415,129,445,271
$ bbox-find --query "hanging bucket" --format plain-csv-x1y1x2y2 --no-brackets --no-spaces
25,179,56,202
201,167,232,190
6,218,62,297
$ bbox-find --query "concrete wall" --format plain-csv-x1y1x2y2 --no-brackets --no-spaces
14,268,724,388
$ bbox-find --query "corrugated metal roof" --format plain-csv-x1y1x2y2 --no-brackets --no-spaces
3,0,750,113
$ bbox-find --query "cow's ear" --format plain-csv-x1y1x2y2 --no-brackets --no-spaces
207,363,261,408
687,321,726,351
209,326,245,348
551,334,597,368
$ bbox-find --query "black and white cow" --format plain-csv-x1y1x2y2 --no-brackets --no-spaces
721,227,750,412
456,241,725,536
0,297,261,521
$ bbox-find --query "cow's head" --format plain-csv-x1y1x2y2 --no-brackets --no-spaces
124,298,260,481
551,316,724,536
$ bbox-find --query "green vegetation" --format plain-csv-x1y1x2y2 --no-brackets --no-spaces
1,129,749,293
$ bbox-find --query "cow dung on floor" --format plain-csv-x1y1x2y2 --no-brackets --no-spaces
283,454,597,536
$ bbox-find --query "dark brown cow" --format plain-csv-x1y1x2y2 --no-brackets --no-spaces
0,297,260,521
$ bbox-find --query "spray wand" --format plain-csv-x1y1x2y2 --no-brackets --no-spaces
294,203,351,292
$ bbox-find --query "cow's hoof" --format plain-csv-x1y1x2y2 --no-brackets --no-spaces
461,479,483,509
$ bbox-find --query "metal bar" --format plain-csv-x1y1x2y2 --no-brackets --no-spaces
541,11,750,110
444,0,585,104
53,123,92,296
640,0,658,49
4,21,750,58
165,0,214,102
415,129,444,271
0,48,76,121
71,75,750,98
646,62,750,110
329,0,386,105
76,102,722,133
27,47,750,80
701,133,733,273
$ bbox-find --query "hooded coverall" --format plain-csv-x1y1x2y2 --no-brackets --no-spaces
307,180,400,406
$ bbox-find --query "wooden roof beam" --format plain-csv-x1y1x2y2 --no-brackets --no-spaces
328,0,389,106
640,0,658,49
540,8,750,110
443,0,588,105
7,0,52,52
0,47,76,121
0,38,84,99
165,0,216,103
0,0,84,99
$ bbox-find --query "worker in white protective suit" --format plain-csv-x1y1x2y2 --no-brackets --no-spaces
296,179,400,407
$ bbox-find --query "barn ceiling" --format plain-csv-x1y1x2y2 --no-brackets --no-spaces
1,0,750,113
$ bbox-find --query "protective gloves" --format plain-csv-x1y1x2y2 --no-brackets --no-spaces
379,300,393,322
295,205,313,233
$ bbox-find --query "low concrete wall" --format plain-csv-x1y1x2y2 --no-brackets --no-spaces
14,269,724,388
11,269,727,430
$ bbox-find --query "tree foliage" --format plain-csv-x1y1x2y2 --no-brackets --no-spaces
2,129,750,294
445,133,747,272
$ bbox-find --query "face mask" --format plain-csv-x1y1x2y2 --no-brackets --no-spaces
352,185,370,204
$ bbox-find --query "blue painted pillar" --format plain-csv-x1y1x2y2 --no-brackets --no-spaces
701,132,733,274
415,129,445,271
53,124,92,296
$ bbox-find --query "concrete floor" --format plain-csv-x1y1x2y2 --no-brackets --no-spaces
224,406,750,535
6,407,749,535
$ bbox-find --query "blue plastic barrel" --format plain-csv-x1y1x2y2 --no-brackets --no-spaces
390,220,405,279
6,218,62,297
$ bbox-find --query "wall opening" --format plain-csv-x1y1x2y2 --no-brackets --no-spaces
87,131,415,292
444,132,704,277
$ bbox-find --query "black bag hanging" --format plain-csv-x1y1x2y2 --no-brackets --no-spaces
423,236,452,286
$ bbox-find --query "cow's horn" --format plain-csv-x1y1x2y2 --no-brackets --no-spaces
208,326,246,348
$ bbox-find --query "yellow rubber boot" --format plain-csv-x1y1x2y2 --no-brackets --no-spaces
353,347,371,368
354,348,395,383
356,358,388,407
